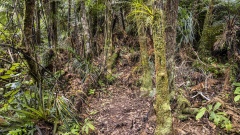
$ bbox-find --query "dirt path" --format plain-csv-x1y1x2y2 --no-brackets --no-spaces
83,61,156,134
80,53,230,135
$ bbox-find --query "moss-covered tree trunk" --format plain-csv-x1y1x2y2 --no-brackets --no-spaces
152,0,172,134
165,0,179,92
138,25,152,96
198,0,214,60
80,0,92,60
104,0,113,73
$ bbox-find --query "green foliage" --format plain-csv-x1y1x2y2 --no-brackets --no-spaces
233,82,240,102
81,118,95,134
106,73,117,84
88,89,95,95
127,0,153,28
0,61,80,134
177,7,194,45
196,102,232,131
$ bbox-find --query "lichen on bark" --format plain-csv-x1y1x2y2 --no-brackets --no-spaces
152,3,172,134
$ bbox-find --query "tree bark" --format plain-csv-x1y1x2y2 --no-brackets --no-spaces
138,25,152,96
80,0,92,60
165,0,179,92
68,0,72,37
198,0,214,60
104,0,113,73
36,0,41,45
152,0,172,134
51,0,57,49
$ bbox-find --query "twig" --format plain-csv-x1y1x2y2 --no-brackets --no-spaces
8,48,14,63
191,92,210,101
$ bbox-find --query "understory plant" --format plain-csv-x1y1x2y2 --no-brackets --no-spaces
0,61,80,134
196,102,232,131
233,82,240,102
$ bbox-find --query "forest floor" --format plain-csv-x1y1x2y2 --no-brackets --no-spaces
77,48,240,135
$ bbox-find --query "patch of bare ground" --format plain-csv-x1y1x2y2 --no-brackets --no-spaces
79,49,240,134
84,62,156,135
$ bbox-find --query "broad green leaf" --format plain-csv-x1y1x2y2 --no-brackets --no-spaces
5,70,14,75
233,82,240,87
213,102,221,111
213,115,220,125
196,107,207,120
209,111,216,121
234,95,240,102
207,104,213,111
234,87,240,94
0,68,4,73
225,121,232,131
1,75,11,79
87,122,95,130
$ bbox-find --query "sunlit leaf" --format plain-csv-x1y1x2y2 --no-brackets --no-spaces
0,68,5,73
196,107,207,120
1,75,11,79
4,89,20,97
233,82,240,87
234,87,240,94
234,95,240,102
213,102,221,111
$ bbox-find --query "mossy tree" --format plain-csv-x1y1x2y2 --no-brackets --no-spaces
198,0,216,61
104,0,114,74
128,0,153,96
152,0,172,134
80,0,92,60
165,0,179,92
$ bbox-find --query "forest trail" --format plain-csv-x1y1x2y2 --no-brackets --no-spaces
80,52,229,135
83,57,156,135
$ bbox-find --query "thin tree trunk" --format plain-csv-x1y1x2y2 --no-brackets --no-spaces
104,0,113,73
68,0,72,37
198,0,214,60
80,0,91,60
152,0,172,134
120,7,125,30
23,0,43,106
36,0,41,45
51,0,57,49
42,0,51,47
165,0,179,92
138,26,152,96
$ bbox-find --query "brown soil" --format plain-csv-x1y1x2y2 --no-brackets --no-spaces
79,50,240,135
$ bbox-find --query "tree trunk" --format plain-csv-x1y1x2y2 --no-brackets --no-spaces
198,0,214,60
51,0,57,49
36,0,41,45
165,0,179,92
152,0,172,134
80,0,92,60
23,0,43,107
68,0,72,37
22,0,40,83
104,0,113,73
138,26,152,96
